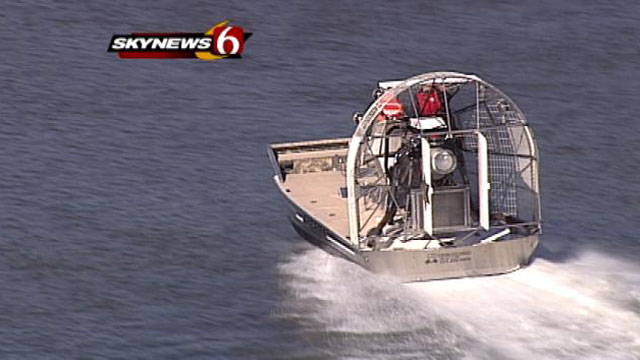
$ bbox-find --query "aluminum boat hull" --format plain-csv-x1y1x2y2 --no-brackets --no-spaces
277,177,539,282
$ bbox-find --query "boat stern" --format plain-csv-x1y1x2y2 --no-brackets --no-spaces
362,235,539,282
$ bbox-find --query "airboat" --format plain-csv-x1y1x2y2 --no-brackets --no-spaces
268,71,541,282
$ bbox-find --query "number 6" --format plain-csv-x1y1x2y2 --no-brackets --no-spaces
216,27,240,54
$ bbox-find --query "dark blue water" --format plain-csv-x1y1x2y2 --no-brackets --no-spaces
1,1,639,359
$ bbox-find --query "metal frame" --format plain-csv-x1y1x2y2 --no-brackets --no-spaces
346,72,541,246
431,186,471,233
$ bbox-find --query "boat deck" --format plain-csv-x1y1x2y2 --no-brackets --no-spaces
283,171,351,237
283,170,385,240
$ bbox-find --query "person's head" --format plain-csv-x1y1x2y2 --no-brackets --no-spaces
421,83,443,93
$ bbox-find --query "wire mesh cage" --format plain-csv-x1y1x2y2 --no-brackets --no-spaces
346,72,541,244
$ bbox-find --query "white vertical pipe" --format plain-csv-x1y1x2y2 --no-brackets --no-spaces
476,82,480,129
346,137,361,246
478,132,490,230
421,137,433,235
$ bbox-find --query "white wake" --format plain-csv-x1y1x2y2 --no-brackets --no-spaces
278,247,640,359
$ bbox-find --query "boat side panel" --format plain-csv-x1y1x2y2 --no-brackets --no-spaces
363,235,539,282
275,176,365,266
289,218,362,264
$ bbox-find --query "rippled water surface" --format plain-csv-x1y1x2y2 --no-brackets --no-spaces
1,1,639,359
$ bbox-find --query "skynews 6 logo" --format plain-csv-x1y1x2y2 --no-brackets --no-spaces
108,20,251,60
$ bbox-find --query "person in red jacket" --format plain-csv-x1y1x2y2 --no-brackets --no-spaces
416,85,444,116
